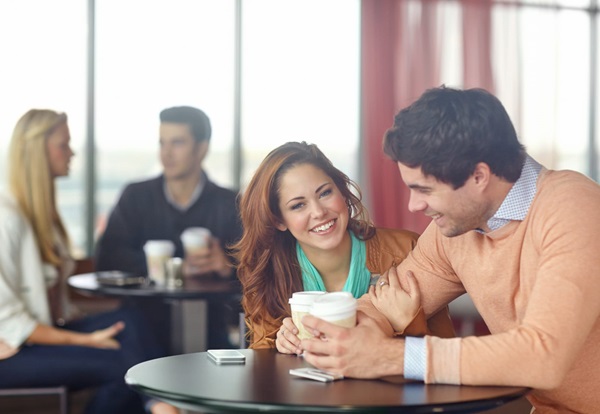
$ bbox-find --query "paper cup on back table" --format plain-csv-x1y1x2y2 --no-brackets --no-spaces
288,291,326,339
181,227,211,257
143,240,175,286
309,292,357,328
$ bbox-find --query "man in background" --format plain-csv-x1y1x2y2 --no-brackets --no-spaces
95,106,242,351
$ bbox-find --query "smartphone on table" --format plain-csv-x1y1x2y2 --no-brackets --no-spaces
207,349,246,365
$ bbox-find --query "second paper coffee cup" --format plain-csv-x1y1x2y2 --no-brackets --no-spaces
309,291,357,328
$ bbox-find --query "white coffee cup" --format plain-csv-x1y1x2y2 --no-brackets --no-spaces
143,240,175,286
181,227,212,256
309,292,357,329
288,291,326,339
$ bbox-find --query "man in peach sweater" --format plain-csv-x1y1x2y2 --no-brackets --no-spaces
301,86,600,413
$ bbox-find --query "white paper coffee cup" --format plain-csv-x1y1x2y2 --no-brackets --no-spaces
309,292,357,328
143,240,175,285
288,291,326,339
181,227,211,256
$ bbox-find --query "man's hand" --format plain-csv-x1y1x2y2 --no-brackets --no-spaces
300,312,405,379
183,237,232,277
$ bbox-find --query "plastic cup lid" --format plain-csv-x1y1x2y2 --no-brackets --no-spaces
143,240,175,254
288,291,326,305
310,292,357,315
181,227,211,244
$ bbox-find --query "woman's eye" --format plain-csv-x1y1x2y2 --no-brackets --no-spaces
320,189,332,198
290,202,304,210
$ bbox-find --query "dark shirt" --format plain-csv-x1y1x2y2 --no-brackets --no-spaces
95,174,242,276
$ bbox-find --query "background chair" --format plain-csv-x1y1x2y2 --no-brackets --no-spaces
0,386,68,414
448,294,490,337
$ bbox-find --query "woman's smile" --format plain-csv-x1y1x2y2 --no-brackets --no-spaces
310,219,336,234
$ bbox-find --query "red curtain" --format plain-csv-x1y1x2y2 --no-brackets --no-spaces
463,0,495,90
362,0,494,234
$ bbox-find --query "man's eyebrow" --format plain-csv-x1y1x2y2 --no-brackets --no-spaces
408,184,431,191
159,135,187,142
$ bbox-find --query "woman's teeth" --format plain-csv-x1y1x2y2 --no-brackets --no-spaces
312,220,334,233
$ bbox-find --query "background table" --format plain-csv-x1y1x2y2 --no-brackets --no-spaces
68,272,241,354
125,349,529,413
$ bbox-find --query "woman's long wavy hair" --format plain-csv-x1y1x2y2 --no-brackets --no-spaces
8,109,69,266
232,141,374,337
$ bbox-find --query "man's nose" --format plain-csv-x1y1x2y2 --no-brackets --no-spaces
408,193,427,213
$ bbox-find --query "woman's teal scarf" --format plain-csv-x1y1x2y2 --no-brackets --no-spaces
296,231,370,298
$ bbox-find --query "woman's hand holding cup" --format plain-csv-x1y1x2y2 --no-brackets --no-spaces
276,317,303,355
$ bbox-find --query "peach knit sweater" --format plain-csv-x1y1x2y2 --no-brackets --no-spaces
397,168,600,413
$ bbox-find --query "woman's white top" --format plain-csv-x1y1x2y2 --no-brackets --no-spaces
0,194,74,359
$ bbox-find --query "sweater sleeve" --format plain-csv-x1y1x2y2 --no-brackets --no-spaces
366,227,456,339
357,297,395,336
399,306,455,338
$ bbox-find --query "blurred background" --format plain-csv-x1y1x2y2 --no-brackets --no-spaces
0,0,598,257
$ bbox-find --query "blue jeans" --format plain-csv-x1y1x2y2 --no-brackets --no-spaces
0,307,166,414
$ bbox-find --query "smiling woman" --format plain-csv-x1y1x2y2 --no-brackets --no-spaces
231,141,455,353
275,163,351,267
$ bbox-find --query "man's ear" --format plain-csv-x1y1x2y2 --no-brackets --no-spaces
196,140,210,162
472,162,492,188
276,222,287,232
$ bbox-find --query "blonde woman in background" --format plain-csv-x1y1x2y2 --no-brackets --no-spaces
0,109,177,414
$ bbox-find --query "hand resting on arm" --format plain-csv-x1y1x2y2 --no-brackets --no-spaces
368,268,423,334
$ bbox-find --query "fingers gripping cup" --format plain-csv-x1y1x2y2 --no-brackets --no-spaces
181,227,212,257
309,292,358,329
288,291,326,340
143,240,175,286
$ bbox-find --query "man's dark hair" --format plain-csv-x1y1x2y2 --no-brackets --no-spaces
160,106,212,142
383,86,526,189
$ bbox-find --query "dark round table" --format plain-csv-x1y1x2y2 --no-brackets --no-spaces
68,272,241,354
125,349,529,413
68,272,240,299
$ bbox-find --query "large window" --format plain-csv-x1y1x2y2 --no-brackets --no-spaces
0,1,360,256
95,0,237,235
501,4,591,172
491,0,598,179
1,0,598,257
239,0,360,187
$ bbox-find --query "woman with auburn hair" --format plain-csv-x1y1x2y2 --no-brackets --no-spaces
233,141,454,353
0,109,177,414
